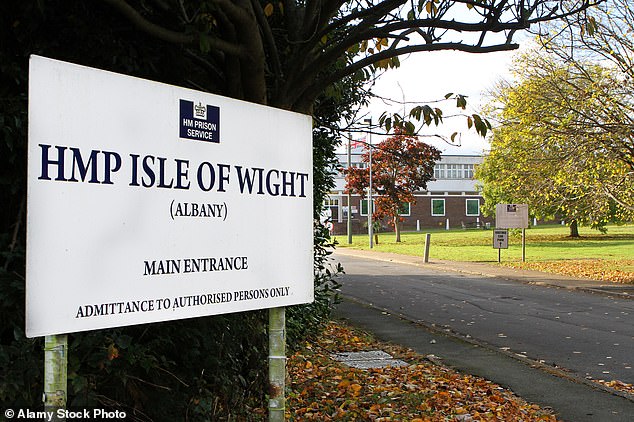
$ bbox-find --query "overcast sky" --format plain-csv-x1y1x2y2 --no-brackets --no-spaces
361,48,518,155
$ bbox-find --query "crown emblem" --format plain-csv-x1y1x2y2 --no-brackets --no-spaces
194,102,206,119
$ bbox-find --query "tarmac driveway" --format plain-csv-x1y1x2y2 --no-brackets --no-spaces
333,249,634,421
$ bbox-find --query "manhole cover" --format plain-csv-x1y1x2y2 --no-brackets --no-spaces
331,350,409,369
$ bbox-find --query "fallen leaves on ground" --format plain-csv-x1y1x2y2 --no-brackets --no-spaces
285,321,558,421
595,379,634,396
504,259,634,284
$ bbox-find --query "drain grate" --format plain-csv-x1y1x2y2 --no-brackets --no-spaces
331,350,409,369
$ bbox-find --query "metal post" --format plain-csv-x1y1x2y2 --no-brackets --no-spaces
268,307,286,422
347,137,352,244
44,334,68,421
364,118,373,249
424,233,431,263
522,228,526,262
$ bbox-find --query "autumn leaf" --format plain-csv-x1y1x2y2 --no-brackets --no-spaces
504,259,634,284
263,3,274,16
107,343,119,360
283,321,560,421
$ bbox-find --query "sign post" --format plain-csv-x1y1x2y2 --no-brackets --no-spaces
495,204,529,262
268,307,286,421
44,334,67,420
347,136,353,244
364,118,373,249
423,233,431,263
28,56,314,417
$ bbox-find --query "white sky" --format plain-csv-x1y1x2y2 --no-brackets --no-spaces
360,48,518,155
343,1,544,156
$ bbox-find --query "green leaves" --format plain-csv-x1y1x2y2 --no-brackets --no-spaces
581,16,598,36
478,48,634,230
468,114,492,137
377,93,491,140
456,94,467,109
409,105,443,126
199,33,213,53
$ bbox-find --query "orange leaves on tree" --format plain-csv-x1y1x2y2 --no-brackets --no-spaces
344,130,441,236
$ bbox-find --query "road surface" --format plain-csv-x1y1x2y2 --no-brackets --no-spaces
334,251,634,386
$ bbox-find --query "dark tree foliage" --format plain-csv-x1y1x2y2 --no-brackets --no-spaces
0,1,349,419
96,0,600,113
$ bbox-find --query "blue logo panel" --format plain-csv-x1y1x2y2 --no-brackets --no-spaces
179,100,220,143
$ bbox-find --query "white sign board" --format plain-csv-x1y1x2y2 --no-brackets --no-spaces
26,56,313,337
495,203,529,229
493,229,509,249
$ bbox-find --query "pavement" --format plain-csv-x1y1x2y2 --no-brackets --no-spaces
331,248,634,422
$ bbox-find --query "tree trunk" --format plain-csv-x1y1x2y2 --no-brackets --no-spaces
569,219,580,238
394,216,401,242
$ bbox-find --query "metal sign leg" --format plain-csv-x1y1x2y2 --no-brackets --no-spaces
268,307,286,421
44,334,68,421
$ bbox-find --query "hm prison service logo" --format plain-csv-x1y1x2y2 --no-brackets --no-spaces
179,99,220,143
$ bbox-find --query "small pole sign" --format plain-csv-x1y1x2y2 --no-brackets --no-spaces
493,229,508,263
493,229,509,249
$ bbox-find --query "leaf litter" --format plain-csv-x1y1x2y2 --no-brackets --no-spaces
504,259,634,284
284,321,558,421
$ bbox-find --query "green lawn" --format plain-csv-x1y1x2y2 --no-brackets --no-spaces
334,224,634,263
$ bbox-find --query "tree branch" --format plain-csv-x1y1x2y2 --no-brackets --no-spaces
292,41,519,111
250,0,283,82
101,0,246,56
101,0,194,43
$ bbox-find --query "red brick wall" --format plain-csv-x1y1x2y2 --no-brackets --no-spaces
329,194,493,235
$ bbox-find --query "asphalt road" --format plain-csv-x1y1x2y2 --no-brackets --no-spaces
334,252,634,386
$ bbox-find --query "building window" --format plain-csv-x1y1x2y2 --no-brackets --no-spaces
360,199,376,216
399,202,411,217
466,198,480,216
434,164,445,179
324,197,339,207
431,198,445,216
435,163,475,179
463,164,474,179
446,164,460,179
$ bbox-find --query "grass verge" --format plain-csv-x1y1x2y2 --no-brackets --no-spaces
335,224,634,283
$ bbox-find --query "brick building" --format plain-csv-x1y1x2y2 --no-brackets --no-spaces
325,150,493,235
